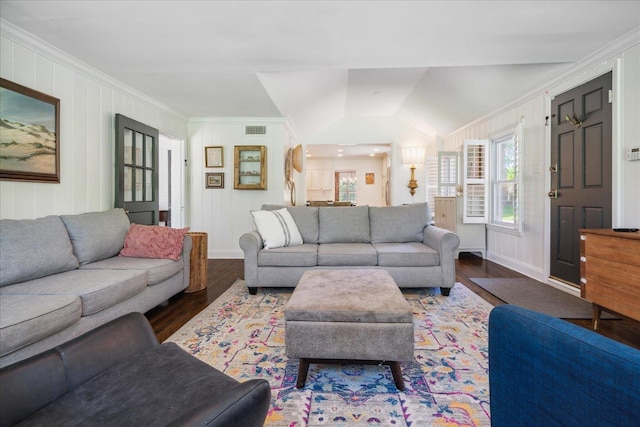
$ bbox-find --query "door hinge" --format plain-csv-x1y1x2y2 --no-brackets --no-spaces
608,89,613,103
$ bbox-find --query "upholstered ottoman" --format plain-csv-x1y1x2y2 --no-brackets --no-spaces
284,269,414,390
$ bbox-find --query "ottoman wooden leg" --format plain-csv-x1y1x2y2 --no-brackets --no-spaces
296,358,310,388
390,361,405,391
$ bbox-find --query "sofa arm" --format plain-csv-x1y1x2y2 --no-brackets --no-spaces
182,234,193,288
166,379,271,427
489,305,640,427
423,225,460,288
239,230,263,288
0,313,159,427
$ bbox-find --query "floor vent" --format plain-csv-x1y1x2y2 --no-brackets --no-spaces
245,125,267,135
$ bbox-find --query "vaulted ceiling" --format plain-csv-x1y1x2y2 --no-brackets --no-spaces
2,1,639,141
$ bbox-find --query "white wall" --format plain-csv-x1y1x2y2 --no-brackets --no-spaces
442,34,640,283
0,22,188,220
187,118,289,258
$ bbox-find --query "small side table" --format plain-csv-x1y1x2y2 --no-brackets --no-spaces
185,232,207,293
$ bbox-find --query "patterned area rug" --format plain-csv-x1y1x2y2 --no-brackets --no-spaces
167,280,493,426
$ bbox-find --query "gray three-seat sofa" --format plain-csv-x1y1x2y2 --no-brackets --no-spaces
0,208,192,368
240,202,460,295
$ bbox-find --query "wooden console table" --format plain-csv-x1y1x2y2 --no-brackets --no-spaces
579,228,640,330
185,232,208,293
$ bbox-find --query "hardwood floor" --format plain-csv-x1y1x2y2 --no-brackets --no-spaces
146,254,640,349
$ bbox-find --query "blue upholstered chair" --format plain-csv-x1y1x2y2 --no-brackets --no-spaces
489,305,640,427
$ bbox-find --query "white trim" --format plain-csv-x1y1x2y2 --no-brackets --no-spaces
0,18,186,120
447,27,640,138
210,249,244,259
486,223,522,236
488,251,581,297
547,278,581,298
487,252,545,282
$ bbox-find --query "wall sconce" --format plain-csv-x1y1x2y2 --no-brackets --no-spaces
401,146,426,197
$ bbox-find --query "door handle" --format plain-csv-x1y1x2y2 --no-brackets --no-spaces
548,190,559,198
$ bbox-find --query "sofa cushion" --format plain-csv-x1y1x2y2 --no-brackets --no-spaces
80,256,184,285
0,270,147,316
318,243,378,266
0,216,79,287
318,206,370,243
369,203,429,243
262,205,319,244
258,243,318,267
120,224,190,261
0,294,82,357
374,242,440,267
251,208,303,249
60,209,131,265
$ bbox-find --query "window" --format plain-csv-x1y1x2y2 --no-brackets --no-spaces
490,122,522,231
437,152,458,196
335,170,357,204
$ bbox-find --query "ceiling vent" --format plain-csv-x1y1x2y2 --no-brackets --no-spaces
245,125,267,135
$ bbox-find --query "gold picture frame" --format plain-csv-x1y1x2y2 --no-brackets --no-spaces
205,146,224,167
234,145,267,190
0,77,60,182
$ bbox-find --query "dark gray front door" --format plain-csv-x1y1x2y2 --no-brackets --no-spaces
549,72,612,286
115,114,159,225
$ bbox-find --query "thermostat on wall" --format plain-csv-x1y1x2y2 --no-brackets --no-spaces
626,146,640,161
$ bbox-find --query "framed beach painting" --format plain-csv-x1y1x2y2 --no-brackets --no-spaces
206,172,224,188
0,78,60,182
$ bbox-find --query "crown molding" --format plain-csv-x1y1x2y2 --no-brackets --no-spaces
0,18,186,120
447,26,640,137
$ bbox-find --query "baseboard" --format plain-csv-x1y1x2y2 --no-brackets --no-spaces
208,249,244,259
486,252,546,283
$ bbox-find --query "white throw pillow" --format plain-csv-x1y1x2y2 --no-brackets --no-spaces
251,208,303,249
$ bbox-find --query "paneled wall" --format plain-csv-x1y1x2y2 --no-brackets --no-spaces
188,118,289,258
443,38,640,282
0,22,188,220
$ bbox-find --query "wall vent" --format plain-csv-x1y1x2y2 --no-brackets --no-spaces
245,125,267,135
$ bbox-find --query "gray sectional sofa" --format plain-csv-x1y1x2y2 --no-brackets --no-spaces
0,208,192,368
239,203,460,295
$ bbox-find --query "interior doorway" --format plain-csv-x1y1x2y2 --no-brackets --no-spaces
159,134,185,228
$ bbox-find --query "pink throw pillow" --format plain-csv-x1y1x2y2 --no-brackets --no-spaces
120,224,190,261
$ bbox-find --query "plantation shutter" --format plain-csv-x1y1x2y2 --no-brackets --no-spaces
462,139,489,223
437,151,458,196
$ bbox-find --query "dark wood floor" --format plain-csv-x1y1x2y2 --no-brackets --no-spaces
146,254,640,349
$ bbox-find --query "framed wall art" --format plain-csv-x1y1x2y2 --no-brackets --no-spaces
0,77,60,182
365,173,375,185
206,172,224,188
205,146,223,167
